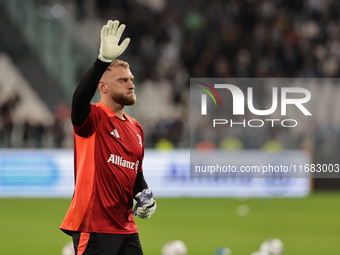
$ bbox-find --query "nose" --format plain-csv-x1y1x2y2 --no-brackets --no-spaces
128,80,135,89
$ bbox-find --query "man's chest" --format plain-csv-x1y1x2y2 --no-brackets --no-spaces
96,117,143,159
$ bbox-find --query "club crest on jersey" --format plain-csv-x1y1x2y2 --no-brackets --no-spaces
107,154,139,173
136,134,142,147
110,129,120,138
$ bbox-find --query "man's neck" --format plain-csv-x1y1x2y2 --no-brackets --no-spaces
114,108,125,120
101,98,125,120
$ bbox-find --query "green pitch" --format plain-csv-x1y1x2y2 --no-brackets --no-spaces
0,192,339,255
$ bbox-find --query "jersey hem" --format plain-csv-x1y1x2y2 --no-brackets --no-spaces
60,227,138,235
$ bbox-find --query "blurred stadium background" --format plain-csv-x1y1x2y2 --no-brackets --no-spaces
0,0,339,254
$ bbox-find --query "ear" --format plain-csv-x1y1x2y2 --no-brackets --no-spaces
98,81,108,94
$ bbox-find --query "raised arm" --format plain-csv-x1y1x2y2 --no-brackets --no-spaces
71,60,110,126
71,20,130,126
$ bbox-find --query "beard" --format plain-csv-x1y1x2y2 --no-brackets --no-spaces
112,92,136,106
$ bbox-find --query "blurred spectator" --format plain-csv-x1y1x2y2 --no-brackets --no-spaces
0,93,20,147
150,118,185,148
195,140,217,150
53,102,71,148
75,0,86,21
0,15,3,52
155,138,174,150
22,121,46,148
52,117,65,148
261,139,284,151
219,136,243,150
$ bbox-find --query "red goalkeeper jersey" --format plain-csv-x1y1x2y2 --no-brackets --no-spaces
60,100,144,235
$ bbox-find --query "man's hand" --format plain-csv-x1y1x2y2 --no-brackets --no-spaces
99,20,130,62
134,192,157,219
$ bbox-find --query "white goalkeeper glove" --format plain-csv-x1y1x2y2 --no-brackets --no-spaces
99,20,130,63
134,192,157,219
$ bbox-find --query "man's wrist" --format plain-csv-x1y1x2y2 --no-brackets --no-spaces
98,54,113,63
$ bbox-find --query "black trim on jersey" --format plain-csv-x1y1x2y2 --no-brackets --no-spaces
72,58,110,126
133,172,148,197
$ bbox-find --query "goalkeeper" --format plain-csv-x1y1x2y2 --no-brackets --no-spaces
60,20,156,255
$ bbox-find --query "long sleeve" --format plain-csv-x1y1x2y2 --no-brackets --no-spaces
133,172,148,197
71,58,111,126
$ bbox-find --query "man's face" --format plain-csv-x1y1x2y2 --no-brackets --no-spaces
103,66,136,106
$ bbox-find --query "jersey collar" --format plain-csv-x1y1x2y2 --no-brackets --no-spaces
97,100,116,117
97,100,130,121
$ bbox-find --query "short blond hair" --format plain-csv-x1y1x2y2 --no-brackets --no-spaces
109,59,129,69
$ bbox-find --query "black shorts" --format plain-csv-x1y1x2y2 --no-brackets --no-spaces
72,232,143,255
